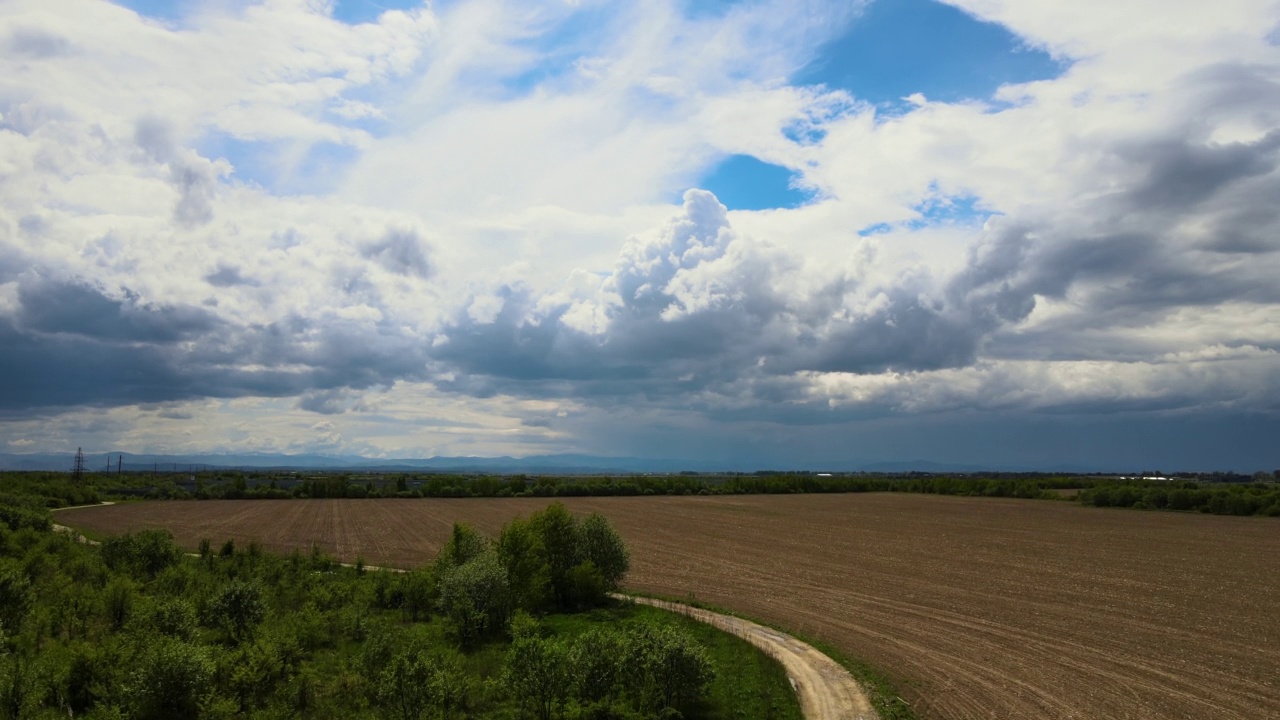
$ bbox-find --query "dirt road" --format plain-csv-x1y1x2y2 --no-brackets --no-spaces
621,595,878,720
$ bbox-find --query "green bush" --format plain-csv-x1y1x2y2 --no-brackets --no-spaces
130,638,213,720
208,581,265,642
101,530,182,580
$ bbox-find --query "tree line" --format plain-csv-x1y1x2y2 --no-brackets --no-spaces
4,468,1277,518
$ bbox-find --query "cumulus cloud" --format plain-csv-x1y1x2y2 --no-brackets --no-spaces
1,0,1279,467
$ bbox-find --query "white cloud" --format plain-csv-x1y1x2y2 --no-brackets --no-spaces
1,0,1279,464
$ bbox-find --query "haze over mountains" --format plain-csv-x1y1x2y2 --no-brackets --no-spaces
0,451,1114,475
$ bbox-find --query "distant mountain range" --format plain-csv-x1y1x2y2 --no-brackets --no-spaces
0,451,1104,474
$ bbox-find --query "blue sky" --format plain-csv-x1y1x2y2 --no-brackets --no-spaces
2,0,1279,469
797,0,1064,105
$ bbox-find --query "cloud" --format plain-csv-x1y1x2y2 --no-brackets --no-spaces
361,228,433,278
17,275,221,342
3,27,72,59
1,0,1279,468
204,264,258,288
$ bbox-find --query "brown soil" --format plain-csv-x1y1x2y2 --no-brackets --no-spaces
58,494,1280,720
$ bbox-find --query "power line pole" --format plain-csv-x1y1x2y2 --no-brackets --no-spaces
71,447,86,484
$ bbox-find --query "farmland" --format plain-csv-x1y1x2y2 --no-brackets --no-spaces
59,494,1280,720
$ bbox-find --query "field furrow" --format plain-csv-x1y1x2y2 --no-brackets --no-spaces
57,494,1280,720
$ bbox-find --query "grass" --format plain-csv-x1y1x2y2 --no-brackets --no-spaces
623,590,919,720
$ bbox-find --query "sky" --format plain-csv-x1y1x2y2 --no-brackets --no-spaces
2,0,1279,471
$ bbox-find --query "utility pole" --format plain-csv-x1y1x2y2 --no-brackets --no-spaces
71,447,86,484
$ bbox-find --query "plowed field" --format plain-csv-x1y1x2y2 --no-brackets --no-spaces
58,494,1280,720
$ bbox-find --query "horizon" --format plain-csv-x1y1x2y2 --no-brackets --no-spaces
0,447,1269,476
3,0,1280,469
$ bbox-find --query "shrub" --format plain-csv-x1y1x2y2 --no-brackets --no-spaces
208,581,266,642
102,578,135,631
146,597,197,640
130,638,213,720
0,567,32,635
100,530,182,580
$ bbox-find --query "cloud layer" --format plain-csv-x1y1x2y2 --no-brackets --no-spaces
1,0,1278,468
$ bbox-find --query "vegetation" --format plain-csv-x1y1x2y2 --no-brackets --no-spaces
21,465,1277,518
1077,479,1280,516
0,492,801,719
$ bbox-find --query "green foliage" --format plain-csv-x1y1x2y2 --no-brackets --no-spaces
0,485,799,720
0,505,50,534
578,513,630,592
130,637,214,720
437,550,512,648
497,504,631,613
377,645,466,720
102,577,135,630
437,523,488,571
570,627,627,704
1079,480,1280,516
208,581,266,642
504,628,570,720
0,566,33,636
100,529,182,579
628,622,715,713
145,597,198,639
397,568,435,623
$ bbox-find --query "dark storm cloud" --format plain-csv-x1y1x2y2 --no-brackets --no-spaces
17,276,220,342
0,284,431,413
0,316,195,412
1123,132,1280,211
943,118,1280,362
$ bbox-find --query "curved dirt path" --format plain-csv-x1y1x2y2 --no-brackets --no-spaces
619,594,878,720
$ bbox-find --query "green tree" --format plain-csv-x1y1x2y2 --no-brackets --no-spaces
630,623,714,713
571,627,627,705
497,518,553,612
398,568,435,623
102,577,135,631
147,597,197,640
378,646,465,720
504,629,569,720
578,513,629,592
131,638,214,720
101,530,182,580
436,523,487,571
0,567,32,635
209,581,266,642
529,504,580,610
437,550,512,648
